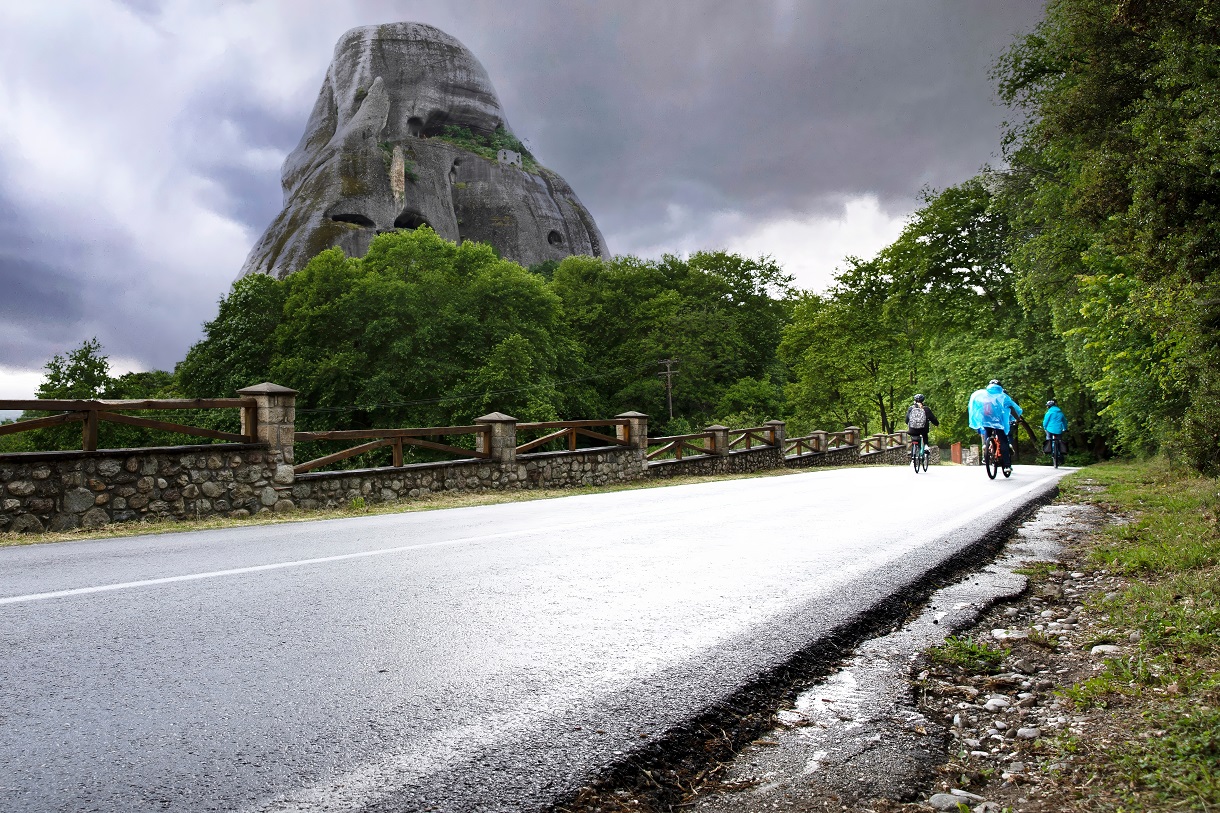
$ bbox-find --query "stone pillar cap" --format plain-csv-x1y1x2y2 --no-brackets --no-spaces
615,411,648,418
237,382,299,395
475,412,518,422
704,424,729,431
764,419,786,425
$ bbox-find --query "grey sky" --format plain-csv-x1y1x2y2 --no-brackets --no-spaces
0,0,1044,394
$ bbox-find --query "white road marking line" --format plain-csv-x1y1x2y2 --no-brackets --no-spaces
0,520,601,607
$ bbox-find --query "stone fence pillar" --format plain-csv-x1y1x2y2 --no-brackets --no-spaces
811,430,828,452
844,426,861,447
705,425,730,455
615,412,649,452
237,383,298,464
476,412,518,465
765,420,786,449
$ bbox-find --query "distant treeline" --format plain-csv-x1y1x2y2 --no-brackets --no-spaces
6,1,1216,472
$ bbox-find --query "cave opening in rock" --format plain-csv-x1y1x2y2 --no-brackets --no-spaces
547,230,564,246
407,117,424,137
329,213,375,228
395,211,430,230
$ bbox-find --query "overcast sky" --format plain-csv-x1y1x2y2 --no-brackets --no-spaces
0,0,1045,399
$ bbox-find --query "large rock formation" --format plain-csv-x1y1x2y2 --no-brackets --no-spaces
238,22,607,279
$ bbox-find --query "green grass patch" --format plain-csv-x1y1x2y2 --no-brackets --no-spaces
1013,560,1062,579
1053,459,1220,809
927,635,1009,674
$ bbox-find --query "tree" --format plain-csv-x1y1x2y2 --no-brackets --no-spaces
994,0,1220,470
37,338,110,400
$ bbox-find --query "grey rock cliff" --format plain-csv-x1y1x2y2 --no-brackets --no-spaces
239,22,607,280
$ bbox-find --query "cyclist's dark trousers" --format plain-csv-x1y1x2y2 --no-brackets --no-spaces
985,428,1012,469
909,429,929,453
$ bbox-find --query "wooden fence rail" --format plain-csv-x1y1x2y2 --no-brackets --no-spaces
293,425,489,474
646,431,715,461
0,398,257,451
514,419,631,454
859,432,909,454
728,425,780,450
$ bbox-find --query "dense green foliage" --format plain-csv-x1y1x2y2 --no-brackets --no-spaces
173,229,795,444
430,125,538,170
780,177,1103,455
993,0,1220,471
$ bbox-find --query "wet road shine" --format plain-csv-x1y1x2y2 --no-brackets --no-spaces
0,464,1068,812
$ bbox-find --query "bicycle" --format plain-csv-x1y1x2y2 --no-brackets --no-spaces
1047,433,1064,468
982,427,1007,480
910,434,929,473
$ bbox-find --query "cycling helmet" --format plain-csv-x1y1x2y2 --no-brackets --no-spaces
988,379,1001,386
914,394,925,403
1046,399,1056,407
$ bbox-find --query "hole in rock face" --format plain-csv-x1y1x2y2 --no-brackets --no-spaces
329,213,375,228
395,211,430,230
547,230,564,246
407,117,423,137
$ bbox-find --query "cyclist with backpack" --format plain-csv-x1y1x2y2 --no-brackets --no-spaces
905,394,939,459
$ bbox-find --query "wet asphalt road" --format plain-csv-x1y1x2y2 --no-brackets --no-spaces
0,464,1068,812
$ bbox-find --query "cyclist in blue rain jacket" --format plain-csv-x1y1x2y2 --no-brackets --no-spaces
967,379,1023,475
1043,399,1067,446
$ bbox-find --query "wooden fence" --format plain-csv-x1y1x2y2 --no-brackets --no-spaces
0,398,256,451
515,419,632,454
292,425,489,474
859,432,909,454
646,430,717,461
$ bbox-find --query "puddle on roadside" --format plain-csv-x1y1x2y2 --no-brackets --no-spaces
687,502,1104,812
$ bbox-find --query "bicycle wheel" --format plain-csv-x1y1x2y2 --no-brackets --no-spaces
921,448,930,472
984,436,998,479
912,443,921,473
1052,439,1063,468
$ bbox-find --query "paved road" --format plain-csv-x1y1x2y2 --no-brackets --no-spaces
0,464,1069,812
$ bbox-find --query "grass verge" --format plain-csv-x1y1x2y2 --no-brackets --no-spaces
1052,458,1220,811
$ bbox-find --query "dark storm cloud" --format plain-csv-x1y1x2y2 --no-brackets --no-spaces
431,0,1046,244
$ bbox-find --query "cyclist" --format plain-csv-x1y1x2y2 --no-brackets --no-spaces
905,394,939,459
967,379,1023,476
1043,399,1067,460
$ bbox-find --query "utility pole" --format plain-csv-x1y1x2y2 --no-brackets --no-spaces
657,358,678,421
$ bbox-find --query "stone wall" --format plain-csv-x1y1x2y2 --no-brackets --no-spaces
293,447,646,509
0,444,290,534
783,446,864,469
647,447,783,478
858,445,943,466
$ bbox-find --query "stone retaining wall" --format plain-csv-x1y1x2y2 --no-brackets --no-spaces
783,446,865,469
0,444,290,534
647,447,783,478
858,445,944,466
293,446,647,509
